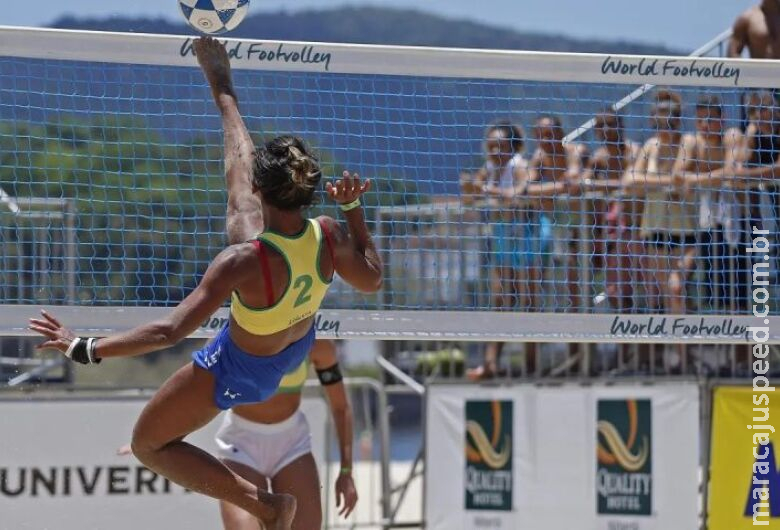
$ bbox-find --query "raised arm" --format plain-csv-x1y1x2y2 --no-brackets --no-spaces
29,246,251,362
194,36,264,244
319,171,383,293
728,13,749,58
310,339,358,518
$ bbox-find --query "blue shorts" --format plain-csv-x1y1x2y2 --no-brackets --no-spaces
192,324,315,410
491,215,552,269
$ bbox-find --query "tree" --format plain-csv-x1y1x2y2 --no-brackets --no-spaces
0,117,427,308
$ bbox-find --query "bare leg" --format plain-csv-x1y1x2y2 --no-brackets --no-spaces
565,239,581,362
606,239,634,312
667,267,688,374
564,254,581,363
667,246,696,372
271,454,323,530
566,260,581,312
519,266,539,376
666,246,695,315
131,364,295,530
641,249,669,373
468,267,510,380
605,240,633,368
639,243,661,310
220,461,267,530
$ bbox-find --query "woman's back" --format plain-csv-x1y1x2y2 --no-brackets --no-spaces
230,217,334,354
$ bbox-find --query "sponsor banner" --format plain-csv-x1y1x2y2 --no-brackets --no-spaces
464,400,513,511
0,396,328,530
426,386,519,530
708,386,780,529
596,399,652,516
425,383,698,530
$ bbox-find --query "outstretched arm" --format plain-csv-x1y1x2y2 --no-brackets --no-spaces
319,171,383,293
29,246,248,361
194,36,264,244
733,162,780,180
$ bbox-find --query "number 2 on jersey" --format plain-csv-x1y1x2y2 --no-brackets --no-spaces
293,274,313,308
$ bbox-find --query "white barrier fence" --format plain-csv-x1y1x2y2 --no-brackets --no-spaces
0,395,328,530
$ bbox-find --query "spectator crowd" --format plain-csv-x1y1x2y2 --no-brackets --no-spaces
459,86,780,377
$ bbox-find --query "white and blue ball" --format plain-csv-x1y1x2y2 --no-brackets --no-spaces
178,0,250,35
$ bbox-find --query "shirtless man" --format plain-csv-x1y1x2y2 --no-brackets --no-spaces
583,110,641,312
677,95,745,312
683,95,759,373
729,0,780,59
528,115,589,314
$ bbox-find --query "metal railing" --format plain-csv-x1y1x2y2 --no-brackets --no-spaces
0,378,406,530
1,197,76,384
377,194,771,315
377,194,780,379
319,377,401,529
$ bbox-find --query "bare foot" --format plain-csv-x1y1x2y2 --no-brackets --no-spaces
192,36,235,101
466,365,495,381
257,491,296,530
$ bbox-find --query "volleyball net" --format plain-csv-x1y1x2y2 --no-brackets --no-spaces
1,26,779,343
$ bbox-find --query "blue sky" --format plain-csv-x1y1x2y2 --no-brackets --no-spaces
3,0,756,52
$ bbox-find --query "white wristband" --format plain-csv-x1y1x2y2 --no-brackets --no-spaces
86,338,97,364
64,337,82,361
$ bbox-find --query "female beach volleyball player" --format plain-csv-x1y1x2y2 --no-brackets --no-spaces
118,339,356,528
216,339,357,529
29,36,382,530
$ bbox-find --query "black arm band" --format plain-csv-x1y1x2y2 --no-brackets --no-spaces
316,363,343,386
64,337,102,365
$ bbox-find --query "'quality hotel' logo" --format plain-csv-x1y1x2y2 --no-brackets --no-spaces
597,399,652,516
465,400,513,511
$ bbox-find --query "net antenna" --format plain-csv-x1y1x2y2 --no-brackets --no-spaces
0,184,77,385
